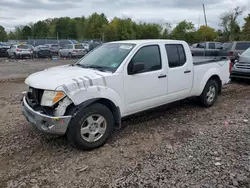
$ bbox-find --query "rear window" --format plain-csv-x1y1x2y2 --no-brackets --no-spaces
17,45,29,49
235,42,250,50
75,45,84,49
208,43,215,49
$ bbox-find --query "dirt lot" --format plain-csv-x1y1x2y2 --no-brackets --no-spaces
0,58,249,188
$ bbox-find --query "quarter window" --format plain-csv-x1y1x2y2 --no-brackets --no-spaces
165,44,187,68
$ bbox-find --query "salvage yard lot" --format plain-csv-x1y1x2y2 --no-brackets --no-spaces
0,58,249,188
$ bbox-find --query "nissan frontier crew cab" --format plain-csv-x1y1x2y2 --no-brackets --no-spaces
22,40,230,150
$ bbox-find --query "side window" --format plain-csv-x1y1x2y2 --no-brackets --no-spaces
197,43,205,48
208,43,215,49
69,45,73,49
128,45,161,74
165,44,187,68
215,43,222,49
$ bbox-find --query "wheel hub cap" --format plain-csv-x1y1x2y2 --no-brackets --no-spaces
80,114,107,142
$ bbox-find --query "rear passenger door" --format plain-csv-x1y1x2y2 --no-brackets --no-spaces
165,44,193,102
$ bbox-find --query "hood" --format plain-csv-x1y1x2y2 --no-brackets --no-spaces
25,65,112,90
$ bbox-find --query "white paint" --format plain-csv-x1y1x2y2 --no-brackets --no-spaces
25,39,230,118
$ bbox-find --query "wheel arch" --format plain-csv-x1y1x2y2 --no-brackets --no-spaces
198,68,222,96
67,98,121,129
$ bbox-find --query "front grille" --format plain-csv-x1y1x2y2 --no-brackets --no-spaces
235,62,250,69
28,87,44,104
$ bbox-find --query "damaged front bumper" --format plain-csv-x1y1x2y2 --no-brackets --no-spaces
21,96,72,135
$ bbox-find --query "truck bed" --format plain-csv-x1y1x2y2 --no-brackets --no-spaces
193,56,226,65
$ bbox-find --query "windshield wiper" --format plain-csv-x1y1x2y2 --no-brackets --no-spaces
75,64,108,72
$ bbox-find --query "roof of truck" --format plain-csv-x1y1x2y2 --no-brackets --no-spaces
109,39,184,45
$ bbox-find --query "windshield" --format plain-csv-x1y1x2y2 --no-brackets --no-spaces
76,43,136,72
242,47,250,56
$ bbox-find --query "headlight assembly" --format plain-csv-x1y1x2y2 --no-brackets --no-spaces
41,90,66,106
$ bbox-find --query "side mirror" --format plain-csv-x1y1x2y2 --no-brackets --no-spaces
129,62,145,74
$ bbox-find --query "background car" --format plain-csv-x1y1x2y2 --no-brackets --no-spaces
33,45,52,58
219,41,250,58
58,43,87,58
45,44,60,55
230,47,250,81
7,43,33,59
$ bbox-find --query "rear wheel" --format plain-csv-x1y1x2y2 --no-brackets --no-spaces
67,103,114,150
68,53,72,59
199,79,219,107
14,53,18,59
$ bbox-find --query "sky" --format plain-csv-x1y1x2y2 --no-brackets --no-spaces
0,0,249,31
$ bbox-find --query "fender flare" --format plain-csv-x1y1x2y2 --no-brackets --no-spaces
198,68,221,96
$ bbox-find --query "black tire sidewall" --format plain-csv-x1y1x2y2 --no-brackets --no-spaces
67,103,114,150
200,79,219,107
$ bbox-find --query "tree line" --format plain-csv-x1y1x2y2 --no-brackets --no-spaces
0,6,249,43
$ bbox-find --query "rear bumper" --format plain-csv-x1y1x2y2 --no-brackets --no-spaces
21,96,72,135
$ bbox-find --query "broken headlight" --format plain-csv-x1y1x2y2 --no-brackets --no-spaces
41,90,65,107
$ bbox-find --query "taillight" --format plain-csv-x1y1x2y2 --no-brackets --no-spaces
16,49,22,52
229,51,233,57
229,61,233,73
73,50,78,53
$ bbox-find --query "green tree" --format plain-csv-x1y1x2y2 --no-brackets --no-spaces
55,17,71,39
161,23,171,39
196,25,218,41
32,21,49,38
21,26,32,39
85,13,108,39
8,31,17,40
136,23,162,39
171,20,195,43
0,25,7,41
241,14,250,40
219,6,244,41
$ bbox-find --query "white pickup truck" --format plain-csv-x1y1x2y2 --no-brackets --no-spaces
22,40,230,150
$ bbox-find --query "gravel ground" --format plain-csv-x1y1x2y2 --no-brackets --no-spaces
0,59,250,188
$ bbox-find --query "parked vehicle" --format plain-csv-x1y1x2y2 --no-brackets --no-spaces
21,40,230,150
7,43,33,59
219,41,250,58
82,43,90,51
58,44,87,58
45,44,60,55
191,42,223,56
34,45,52,58
59,40,78,47
0,46,10,57
230,47,250,80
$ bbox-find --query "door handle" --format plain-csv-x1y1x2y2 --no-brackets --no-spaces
184,70,191,74
158,75,167,79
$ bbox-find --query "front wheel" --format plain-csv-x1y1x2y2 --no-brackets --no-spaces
67,103,114,150
199,79,219,107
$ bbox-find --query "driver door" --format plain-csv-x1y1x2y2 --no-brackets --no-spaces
123,45,167,115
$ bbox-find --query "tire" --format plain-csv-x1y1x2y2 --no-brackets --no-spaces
199,79,219,107
67,103,114,151
68,53,72,59
14,53,18,59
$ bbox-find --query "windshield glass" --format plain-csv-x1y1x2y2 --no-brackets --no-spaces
242,47,250,56
76,43,136,72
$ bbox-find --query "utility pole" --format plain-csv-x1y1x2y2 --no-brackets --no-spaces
203,4,208,26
